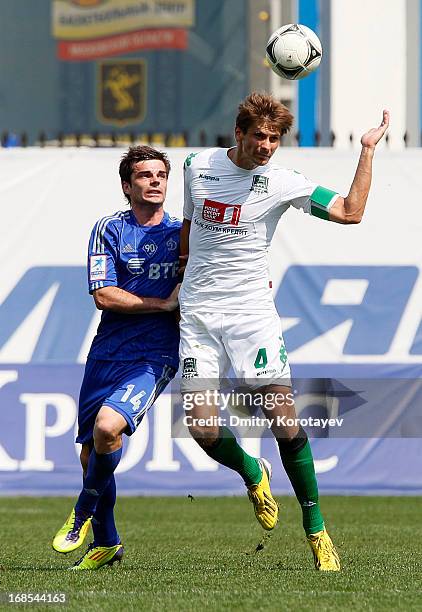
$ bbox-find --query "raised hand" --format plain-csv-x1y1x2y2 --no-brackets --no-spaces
361,110,390,148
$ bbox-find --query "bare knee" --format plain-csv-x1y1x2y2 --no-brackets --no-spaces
188,425,219,450
182,394,220,450
93,407,125,453
258,384,299,440
94,418,119,450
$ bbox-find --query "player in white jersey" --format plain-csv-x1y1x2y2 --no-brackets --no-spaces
179,92,389,571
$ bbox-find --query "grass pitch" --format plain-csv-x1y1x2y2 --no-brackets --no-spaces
1,496,421,611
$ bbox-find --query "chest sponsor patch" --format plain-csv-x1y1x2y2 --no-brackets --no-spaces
90,255,107,281
127,257,145,275
202,200,241,226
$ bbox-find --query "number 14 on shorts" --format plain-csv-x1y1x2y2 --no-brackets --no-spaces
121,385,146,411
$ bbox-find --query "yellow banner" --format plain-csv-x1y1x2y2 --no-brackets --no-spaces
52,0,195,40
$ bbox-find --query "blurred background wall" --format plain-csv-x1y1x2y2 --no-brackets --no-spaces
0,0,420,148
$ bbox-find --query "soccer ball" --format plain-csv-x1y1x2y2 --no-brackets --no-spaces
266,24,322,80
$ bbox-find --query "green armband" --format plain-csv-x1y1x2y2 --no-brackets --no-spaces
310,186,338,220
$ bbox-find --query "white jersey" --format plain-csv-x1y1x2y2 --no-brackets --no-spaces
180,147,338,313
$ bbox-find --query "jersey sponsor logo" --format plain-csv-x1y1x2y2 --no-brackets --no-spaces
148,262,179,279
126,257,145,275
166,237,177,252
142,241,158,256
199,173,220,181
122,243,136,253
202,200,241,226
194,217,247,236
250,175,269,194
182,357,198,378
90,255,107,281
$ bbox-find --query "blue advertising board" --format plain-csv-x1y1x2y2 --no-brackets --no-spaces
1,266,421,495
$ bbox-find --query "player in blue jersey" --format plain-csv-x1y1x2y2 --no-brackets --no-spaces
52,145,181,570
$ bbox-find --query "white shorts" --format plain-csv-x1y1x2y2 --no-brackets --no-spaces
179,310,291,392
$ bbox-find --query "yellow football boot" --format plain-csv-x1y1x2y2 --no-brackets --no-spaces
247,458,279,530
71,543,124,570
52,508,92,553
307,528,340,571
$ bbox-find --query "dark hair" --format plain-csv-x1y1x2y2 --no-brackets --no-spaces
235,91,294,136
119,145,171,204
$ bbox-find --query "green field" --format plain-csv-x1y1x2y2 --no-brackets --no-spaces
1,496,421,611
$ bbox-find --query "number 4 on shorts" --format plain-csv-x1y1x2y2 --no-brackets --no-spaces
254,347,268,369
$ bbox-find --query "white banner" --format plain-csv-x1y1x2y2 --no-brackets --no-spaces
0,147,421,366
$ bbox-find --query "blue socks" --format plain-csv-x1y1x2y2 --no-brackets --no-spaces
75,447,122,516
92,475,120,547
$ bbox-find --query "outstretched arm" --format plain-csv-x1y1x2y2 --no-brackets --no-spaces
329,110,390,224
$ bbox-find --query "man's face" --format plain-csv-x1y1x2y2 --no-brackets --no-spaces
122,159,168,207
235,122,281,169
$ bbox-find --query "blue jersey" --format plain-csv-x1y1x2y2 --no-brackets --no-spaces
87,209,181,365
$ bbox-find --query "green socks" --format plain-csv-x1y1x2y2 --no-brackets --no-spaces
200,426,324,535
278,438,324,535
203,427,262,486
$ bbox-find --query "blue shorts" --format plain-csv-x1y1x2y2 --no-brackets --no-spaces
77,358,176,444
